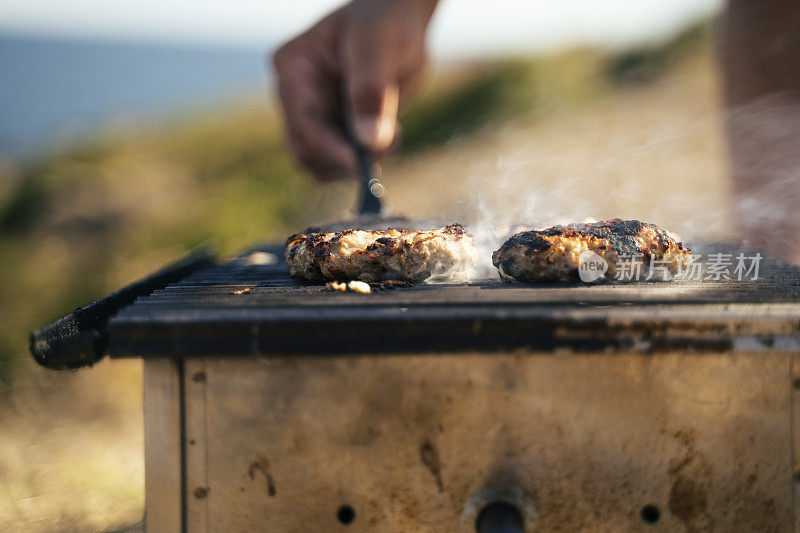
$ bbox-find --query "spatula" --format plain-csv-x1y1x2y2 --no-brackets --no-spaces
353,143,385,215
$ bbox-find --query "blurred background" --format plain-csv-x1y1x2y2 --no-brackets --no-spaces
1,0,728,530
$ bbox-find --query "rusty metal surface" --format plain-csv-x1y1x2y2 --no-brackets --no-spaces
108,243,800,358
184,351,794,532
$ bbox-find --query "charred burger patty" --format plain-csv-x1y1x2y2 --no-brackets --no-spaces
492,218,691,282
286,224,478,283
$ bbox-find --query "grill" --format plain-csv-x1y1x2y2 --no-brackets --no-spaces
108,242,800,358
31,240,800,531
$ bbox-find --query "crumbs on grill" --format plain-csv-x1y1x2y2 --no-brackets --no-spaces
326,280,372,294
232,288,252,295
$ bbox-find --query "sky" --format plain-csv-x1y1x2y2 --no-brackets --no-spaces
0,0,725,155
0,0,723,56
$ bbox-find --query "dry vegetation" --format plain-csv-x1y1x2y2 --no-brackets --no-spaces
0,22,731,531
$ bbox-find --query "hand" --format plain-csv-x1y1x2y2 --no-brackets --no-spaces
272,0,437,180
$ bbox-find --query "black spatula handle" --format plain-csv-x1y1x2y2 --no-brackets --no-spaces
354,143,384,215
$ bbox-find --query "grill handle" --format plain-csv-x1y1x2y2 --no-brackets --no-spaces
29,245,215,370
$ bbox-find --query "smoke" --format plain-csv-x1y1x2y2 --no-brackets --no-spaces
725,93,800,263
460,146,602,278
445,91,800,276
445,100,745,278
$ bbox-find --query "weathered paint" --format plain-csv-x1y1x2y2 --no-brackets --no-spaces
157,351,797,532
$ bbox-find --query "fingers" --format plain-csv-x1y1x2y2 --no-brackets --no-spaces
271,1,430,179
340,28,401,152
273,40,356,180
351,82,399,153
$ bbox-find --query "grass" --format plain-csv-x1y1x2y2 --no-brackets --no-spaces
399,48,609,154
0,20,723,531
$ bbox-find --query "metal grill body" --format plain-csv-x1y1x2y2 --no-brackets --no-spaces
106,244,800,532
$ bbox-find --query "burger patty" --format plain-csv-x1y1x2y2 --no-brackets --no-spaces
286,224,478,283
492,218,692,282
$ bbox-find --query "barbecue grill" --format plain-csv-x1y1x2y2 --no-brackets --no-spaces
31,241,800,531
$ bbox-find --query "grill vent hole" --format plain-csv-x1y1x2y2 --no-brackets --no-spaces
337,504,356,525
640,504,660,524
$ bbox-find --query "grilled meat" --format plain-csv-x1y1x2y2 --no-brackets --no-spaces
492,218,691,282
286,224,478,283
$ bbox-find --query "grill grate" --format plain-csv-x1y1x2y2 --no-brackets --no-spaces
106,242,800,358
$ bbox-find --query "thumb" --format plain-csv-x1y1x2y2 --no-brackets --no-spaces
342,39,400,151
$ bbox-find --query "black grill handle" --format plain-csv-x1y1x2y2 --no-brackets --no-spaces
30,245,215,370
